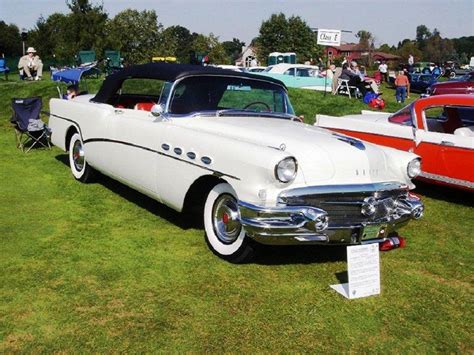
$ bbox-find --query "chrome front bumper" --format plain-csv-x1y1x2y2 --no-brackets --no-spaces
238,185,423,246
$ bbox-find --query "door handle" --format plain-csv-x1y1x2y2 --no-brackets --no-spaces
441,141,454,146
114,109,124,115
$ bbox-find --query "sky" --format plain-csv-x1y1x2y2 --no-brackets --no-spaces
1,0,473,47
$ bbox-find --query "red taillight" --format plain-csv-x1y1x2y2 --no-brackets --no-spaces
379,236,406,251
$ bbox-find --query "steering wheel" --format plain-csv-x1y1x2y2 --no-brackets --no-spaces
243,101,271,111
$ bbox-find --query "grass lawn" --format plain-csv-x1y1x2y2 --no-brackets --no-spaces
0,74,473,353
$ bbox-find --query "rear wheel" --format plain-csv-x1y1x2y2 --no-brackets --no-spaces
203,183,255,263
69,132,95,183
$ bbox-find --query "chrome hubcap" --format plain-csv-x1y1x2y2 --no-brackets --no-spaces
212,194,242,244
72,140,85,171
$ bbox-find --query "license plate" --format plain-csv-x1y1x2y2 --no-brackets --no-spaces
362,224,387,240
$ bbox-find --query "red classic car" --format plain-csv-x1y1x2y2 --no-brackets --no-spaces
427,72,474,95
315,95,474,191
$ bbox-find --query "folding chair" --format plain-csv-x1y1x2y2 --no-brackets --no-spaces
336,79,360,99
10,97,51,153
0,58,10,80
104,50,123,75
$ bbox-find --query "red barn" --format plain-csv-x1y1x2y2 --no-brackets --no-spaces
324,43,400,63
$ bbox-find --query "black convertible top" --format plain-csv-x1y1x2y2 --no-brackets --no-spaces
91,62,286,103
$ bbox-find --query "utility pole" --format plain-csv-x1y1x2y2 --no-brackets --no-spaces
21,30,28,55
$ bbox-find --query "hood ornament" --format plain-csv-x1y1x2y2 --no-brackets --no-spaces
332,133,365,150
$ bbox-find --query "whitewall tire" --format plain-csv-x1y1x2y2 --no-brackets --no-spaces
203,183,254,263
69,132,94,183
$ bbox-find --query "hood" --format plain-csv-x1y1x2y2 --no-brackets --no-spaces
171,115,405,186
431,80,466,89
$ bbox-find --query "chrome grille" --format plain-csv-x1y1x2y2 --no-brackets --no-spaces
280,189,407,226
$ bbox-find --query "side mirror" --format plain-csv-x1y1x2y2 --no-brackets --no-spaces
151,104,164,117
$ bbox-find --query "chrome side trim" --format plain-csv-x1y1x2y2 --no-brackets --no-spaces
83,138,239,180
420,171,474,189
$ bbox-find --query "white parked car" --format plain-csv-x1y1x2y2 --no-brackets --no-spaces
49,63,423,262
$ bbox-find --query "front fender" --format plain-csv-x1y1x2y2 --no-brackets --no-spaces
158,124,302,210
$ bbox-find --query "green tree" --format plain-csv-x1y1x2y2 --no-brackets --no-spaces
27,1,108,63
192,33,228,64
66,0,108,56
423,29,456,63
451,36,474,59
28,14,71,62
256,13,320,64
356,30,374,50
416,24,432,50
0,21,22,57
160,25,194,63
396,40,422,64
355,30,376,66
378,43,396,54
288,16,320,62
107,9,163,64
222,38,245,63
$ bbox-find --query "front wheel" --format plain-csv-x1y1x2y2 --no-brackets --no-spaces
69,132,95,183
203,183,255,263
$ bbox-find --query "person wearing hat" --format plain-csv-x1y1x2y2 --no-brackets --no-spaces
18,47,43,81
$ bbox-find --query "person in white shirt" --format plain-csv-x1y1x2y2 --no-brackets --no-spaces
17,47,43,81
378,61,388,83
408,54,414,68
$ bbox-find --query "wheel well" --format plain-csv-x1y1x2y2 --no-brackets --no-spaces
65,126,78,152
182,175,226,217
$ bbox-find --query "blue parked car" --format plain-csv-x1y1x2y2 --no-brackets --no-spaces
408,73,439,93
389,73,439,93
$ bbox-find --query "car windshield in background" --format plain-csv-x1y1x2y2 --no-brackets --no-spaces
388,104,413,126
168,76,294,116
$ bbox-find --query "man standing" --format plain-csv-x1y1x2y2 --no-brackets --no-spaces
408,54,414,70
378,60,388,83
395,70,410,103
18,47,43,81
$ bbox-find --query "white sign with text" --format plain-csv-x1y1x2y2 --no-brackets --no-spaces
331,244,381,299
316,29,342,46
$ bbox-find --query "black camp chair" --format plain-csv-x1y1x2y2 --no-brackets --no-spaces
11,97,51,153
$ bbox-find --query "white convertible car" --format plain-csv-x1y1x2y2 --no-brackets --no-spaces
49,63,423,262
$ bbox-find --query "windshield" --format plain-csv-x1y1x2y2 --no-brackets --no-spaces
168,75,294,116
388,104,414,126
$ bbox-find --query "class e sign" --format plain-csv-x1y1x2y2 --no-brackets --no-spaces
317,29,342,46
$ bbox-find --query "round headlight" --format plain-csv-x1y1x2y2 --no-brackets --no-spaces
407,158,421,178
275,157,297,183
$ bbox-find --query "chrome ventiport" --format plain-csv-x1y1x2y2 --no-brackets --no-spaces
361,197,377,216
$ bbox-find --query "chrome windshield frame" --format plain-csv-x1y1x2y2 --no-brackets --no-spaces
164,74,294,116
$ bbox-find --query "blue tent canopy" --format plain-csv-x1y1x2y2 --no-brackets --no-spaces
51,64,98,85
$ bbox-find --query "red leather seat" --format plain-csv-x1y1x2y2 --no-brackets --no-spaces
134,102,154,111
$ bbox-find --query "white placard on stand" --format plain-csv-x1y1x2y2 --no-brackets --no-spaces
331,244,381,299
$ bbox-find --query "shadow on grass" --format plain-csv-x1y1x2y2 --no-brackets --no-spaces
55,154,350,265
414,181,474,207
252,244,347,265
55,154,193,230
